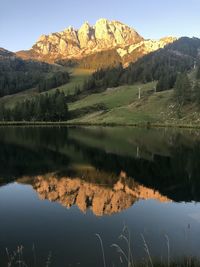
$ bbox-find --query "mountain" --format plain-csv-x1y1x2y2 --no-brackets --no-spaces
17,19,176,67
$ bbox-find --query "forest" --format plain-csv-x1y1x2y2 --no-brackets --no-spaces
0,55,70,96
0,90,69,121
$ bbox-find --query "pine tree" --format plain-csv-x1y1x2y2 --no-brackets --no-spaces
174,73,191,105
156,75,169,92
196,65,200,80
193,82,200,105
0,104,6,121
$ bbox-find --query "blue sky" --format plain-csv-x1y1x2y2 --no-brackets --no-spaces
1,0,200,52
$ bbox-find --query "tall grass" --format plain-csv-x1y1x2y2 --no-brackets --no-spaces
103,227,200,267
5,245,51,267
4,230,200,267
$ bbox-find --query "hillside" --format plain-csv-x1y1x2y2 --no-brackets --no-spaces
68,82,200,125
124,37,200,87
0,48,70,97
0,68,92,108
84,37,200,93
66,38,200,126
3,71,199,126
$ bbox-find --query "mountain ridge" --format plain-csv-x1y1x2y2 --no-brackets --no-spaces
0,47,15,57
16,18,176,66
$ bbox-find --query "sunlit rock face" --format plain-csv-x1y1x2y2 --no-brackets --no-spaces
78,22,96,49
30,18,143,60
17,19,176,65
117,36,177,67
94,19,142,47
31,173,170,216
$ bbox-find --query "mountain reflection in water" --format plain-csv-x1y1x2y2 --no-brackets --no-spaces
1,126,200,203
20,171,170,216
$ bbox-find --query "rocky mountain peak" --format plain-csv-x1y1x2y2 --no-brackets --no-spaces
28,19,144,60
17,19,176,65
94,18,143,46
80,21,91,30
78,21,95,48
95,18,109,24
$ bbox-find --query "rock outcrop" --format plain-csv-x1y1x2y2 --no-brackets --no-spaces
16,19,176,65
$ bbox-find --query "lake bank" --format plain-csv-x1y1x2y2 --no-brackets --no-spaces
0,120,200,129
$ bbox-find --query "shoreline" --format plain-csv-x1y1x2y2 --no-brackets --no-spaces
0,121,200,129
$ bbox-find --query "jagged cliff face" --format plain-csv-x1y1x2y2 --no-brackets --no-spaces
17,19,176,65
32,19,143,59
29,173,170,216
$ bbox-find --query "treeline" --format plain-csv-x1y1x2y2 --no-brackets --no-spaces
79,37,200,93
0,58,48,96
80,65,124,92
0,54,70,97
0,90,69,121
174,72,200,106
38,71,70,92
73,65,200,108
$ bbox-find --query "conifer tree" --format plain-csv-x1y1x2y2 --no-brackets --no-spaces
193,82,200,105
174,73,191,105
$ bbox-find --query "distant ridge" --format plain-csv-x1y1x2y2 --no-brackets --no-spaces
0,47,15,57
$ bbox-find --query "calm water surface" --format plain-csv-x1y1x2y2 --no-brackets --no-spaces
0,126,200,267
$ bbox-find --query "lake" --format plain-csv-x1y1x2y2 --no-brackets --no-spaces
1,126,200,267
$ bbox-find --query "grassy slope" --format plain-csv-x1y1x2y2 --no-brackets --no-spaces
48,68,92,95
68,79,200,125
0,68,92,108
69,82,171,124
0,88,38,109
